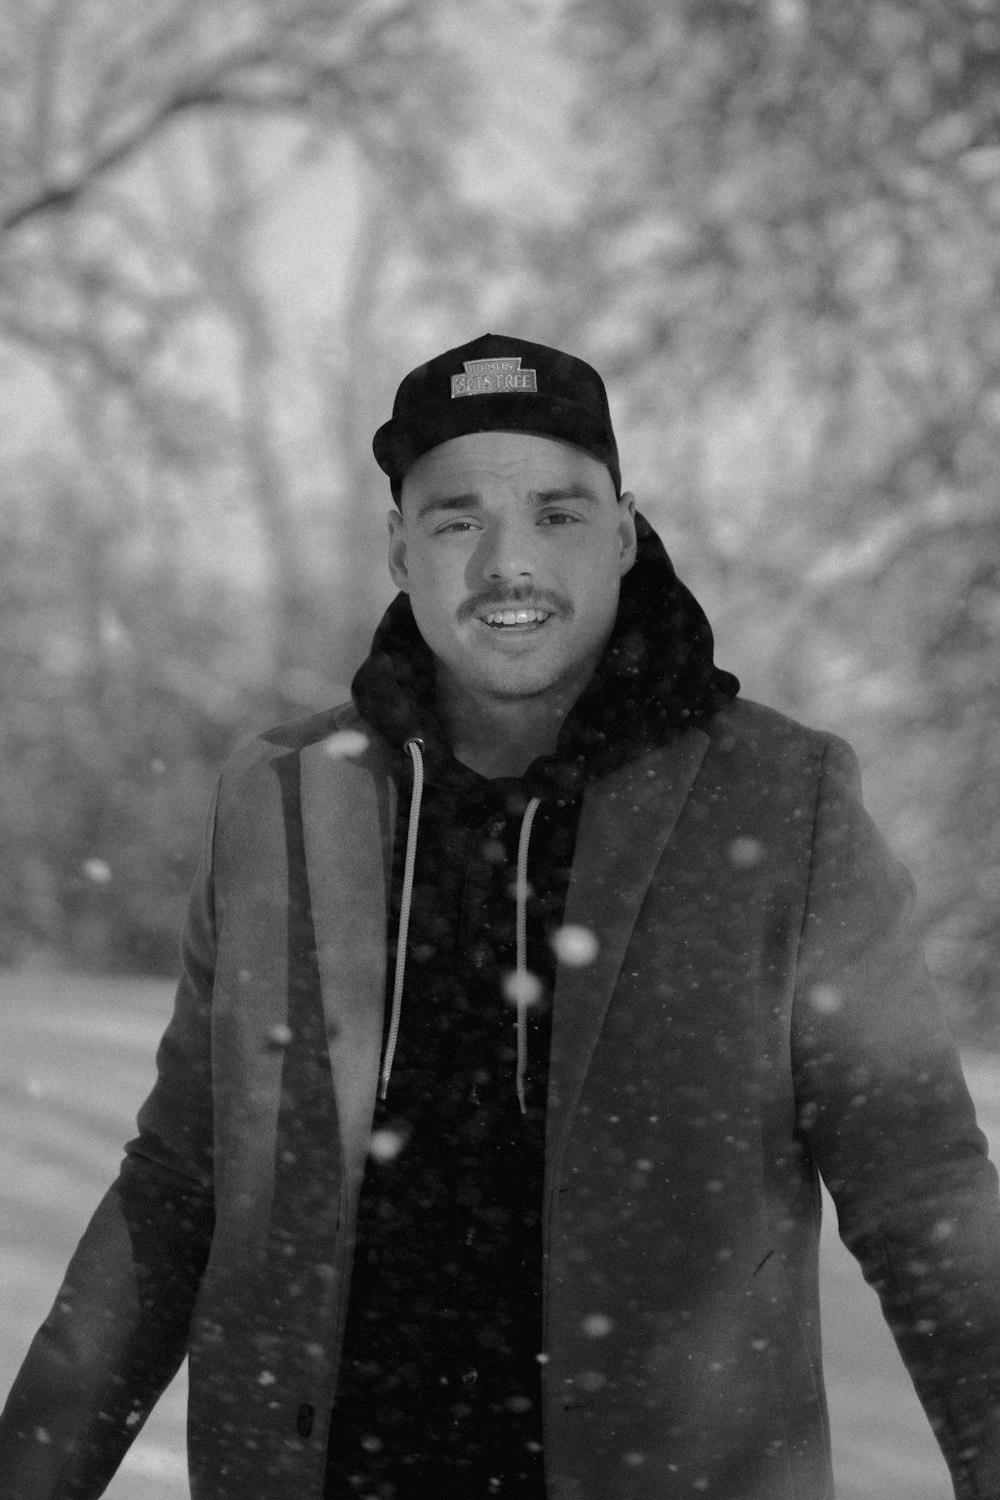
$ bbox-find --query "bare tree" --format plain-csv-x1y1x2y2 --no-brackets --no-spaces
0,0,504,969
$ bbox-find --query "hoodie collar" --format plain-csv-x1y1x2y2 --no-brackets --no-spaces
351,512,738,797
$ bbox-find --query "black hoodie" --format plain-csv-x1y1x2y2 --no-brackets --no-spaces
324,515,737,1499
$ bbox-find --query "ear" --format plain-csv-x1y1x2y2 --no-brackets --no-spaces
387,508,410,592
617,491,638,576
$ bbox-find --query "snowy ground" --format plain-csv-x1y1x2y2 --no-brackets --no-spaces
3,971,998,1499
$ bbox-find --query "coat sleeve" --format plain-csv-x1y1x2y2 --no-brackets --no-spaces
792,736,1000,1500
0,790,220,1500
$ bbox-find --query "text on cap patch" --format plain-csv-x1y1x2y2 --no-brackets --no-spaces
451,357,538,398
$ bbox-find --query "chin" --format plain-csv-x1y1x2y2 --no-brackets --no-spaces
482,684,553,704
475,667,568,703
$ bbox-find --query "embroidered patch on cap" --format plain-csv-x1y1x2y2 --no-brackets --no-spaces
451,357,537,398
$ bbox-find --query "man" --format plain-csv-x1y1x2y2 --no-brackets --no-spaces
2,332,1000,1500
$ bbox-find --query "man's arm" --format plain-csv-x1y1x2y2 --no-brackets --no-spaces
0,793,220,1499
792,737,1000,1499
0,1161,213,1498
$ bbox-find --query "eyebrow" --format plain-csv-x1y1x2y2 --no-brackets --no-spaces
531,485,604,506
415,485,604,521
415,491,481,521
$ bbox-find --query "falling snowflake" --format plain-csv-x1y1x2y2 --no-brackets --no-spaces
369,1128,407,1164
809,984,842,1014
82,859,112,885
581,1314,614,1338
728,837,765,869
502,970,543,1007
505,1395,534,1413
322,729,370,759
550,925,599,967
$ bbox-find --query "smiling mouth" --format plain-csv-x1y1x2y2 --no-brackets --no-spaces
481,608,552,628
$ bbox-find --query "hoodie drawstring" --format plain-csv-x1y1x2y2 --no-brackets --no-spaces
379,737,424,1103
514,796,541,1114
377,736,543,1114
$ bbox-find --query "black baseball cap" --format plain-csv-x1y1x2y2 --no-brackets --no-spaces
372,332,621,497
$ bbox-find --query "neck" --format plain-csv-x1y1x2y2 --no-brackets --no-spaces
438,681,581,778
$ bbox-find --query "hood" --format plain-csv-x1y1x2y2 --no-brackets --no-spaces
351,511,739,795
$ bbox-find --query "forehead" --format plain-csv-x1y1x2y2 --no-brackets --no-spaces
400,430,614,507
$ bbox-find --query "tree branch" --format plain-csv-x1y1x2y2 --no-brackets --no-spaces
0,43,348,233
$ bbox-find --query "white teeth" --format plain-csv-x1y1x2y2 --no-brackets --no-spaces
484,608,549,626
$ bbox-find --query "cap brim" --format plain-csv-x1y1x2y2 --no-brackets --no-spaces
373,393,619,491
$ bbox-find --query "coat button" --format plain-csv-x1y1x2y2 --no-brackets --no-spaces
296,1402,315,1438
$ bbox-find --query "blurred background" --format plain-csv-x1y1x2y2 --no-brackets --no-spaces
0,0,998,1038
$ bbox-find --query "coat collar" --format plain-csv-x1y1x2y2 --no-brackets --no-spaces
299,729,396,1190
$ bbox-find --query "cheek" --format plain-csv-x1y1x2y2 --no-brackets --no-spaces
406,562,461,638
573,549,621,602
399,544,437,592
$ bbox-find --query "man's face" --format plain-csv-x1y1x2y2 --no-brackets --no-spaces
388,430,637,708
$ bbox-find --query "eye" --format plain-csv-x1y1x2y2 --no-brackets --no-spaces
434,518,479,534
538,510,581,526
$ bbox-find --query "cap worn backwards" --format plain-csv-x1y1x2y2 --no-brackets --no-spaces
372,332,621,497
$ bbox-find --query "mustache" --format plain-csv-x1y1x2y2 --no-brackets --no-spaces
456,585,574,623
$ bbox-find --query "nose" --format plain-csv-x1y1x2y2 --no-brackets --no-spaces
477,518,534,583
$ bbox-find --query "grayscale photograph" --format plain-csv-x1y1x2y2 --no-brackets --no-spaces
1,3,998,1498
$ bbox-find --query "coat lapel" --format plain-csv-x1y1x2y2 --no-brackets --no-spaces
299,736,397,1189
546,729,709,1166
